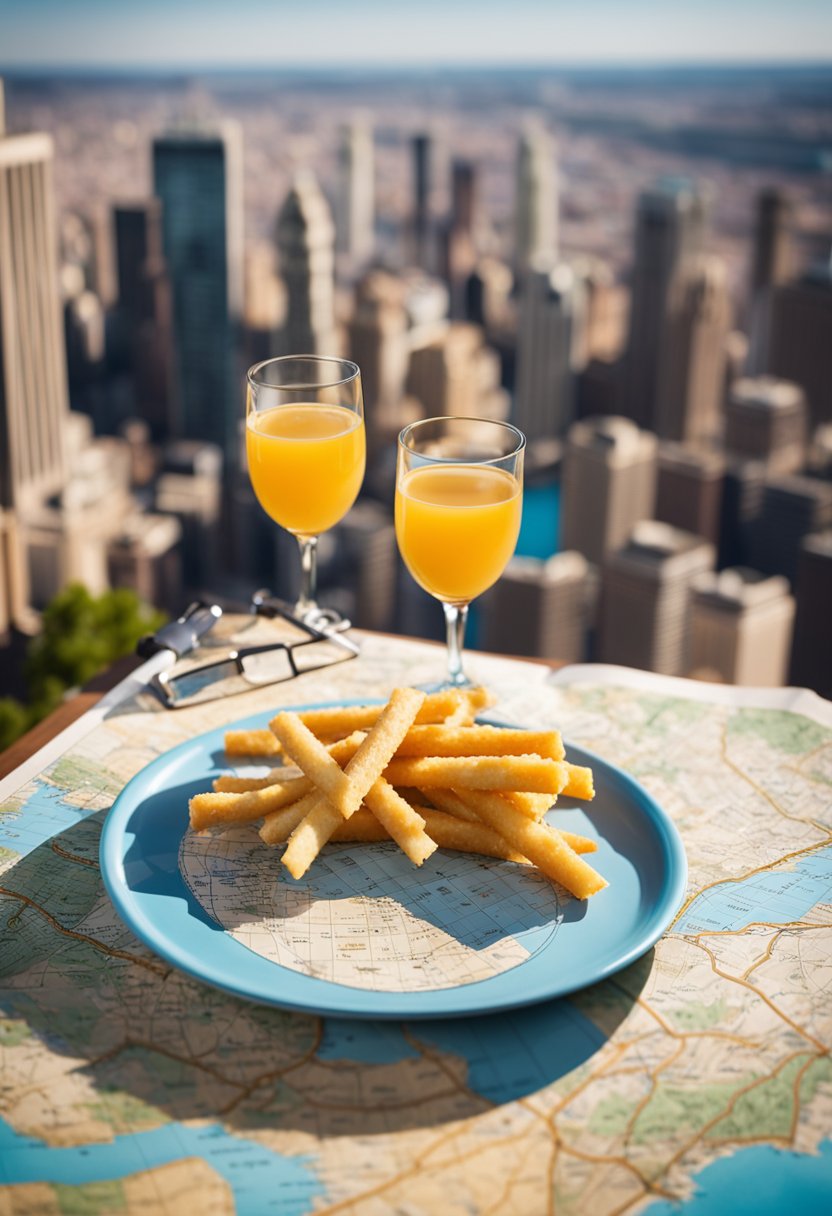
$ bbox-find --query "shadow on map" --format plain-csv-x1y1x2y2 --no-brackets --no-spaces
0,812,649,1137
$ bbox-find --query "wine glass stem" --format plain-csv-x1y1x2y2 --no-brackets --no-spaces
296,535,318,616
443,602,470,687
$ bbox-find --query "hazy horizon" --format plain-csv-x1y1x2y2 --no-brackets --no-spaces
2,0,831,69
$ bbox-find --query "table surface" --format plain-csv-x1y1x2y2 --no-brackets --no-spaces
1,622,830,1216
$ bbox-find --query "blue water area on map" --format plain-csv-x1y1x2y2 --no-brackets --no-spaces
318,997,605,1106
674,845,832,935
0,1116,323,1214
647,1138,832,1215
516,480,560,560
0,779,91,856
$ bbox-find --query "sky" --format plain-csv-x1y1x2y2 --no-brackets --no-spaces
1,0,831,68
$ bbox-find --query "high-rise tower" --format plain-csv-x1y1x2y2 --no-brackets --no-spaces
514,121,557,274
152,121,243,452
337,117,374,270
275,171,338,357
560,416,657,565
514,261,587,443
411,133,432,271
0,89,70,627
624,178,708,430
654,254,732,442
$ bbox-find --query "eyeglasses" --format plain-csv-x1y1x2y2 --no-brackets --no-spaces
147,595,359,709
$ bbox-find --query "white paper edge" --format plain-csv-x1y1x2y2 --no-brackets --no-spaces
548,663,832,729
0,652,171,805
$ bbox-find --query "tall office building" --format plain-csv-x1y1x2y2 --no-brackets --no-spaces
482,552,590,663
440,160,479,318
336,117,374,269
275,171,338,358
597,521,715,676
114,200,164,320
748,474,832,583
654,254,732,442
656,444,725,545
766,261,832,428
725,377,807,475
0,96,70,626
747,188,793,371
623,178,708,430
405,323,509,422
717,459,767,570
152,121,243,452
113,200,177,436
689,568,795,686
789,531,832,699
411,133,432,271
348,270,409,440
331,501,397,632
514,261,588,443
514,121,557,273
560,416,657,565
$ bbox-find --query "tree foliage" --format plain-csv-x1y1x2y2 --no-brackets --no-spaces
1,585,166,752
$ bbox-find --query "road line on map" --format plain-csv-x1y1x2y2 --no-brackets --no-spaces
50,839,98,867
691,938,827,1053
659,1047,818,1177
0,884,170,977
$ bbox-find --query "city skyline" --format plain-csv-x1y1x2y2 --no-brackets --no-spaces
2,0,832,68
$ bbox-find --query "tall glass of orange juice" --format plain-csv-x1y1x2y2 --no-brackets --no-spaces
396,416,525,686
246,356,365,622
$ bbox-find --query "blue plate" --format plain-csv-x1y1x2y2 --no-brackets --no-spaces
100,701,687,1020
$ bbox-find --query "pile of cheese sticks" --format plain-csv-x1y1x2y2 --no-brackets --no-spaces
188,686,607,900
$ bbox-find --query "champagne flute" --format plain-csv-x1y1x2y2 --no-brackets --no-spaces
246,356,365,625
395,416,525,686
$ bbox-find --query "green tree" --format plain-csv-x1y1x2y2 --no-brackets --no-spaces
1,584,166,751
0,698,32,752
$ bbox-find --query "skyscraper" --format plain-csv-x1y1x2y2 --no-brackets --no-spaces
655,444,725,545
765,260,832,428
411,133,432,271
514,261,587,443
789,531,832,699
348,270,409,441
748,474,832,583
624,178,708,430
747,187,793,371
725,377,808,476
114,199,164,320
482,552,590,663
560,416,657,565
689,568,795,686
275,171,337,358
152,122,243,452
406,323,508,422
514,121,557,273
336,117,374,270
113,200,177,437
597,521,715,676
654,254,732,442
0,94,70,626
439,160,479,318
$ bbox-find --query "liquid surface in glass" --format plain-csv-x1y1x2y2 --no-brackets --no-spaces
395,464,522,603
247,404,365,536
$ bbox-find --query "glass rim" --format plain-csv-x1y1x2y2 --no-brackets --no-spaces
398,415,526,464
247,354,361,393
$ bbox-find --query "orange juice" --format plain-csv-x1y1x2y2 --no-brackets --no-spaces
396,464,522,603
246,404,365,536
